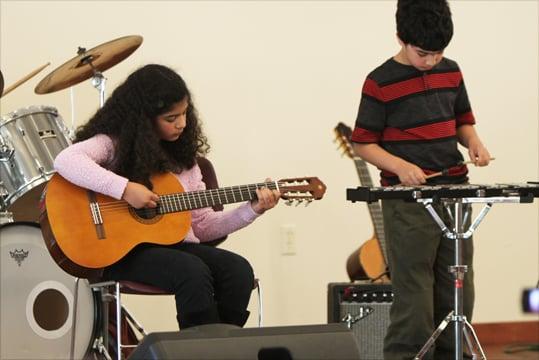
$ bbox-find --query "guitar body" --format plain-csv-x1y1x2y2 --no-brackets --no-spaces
346,235,389,282
41,173,191,278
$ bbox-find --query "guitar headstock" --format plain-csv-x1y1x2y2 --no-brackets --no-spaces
277,177,327,206
333,122,354,159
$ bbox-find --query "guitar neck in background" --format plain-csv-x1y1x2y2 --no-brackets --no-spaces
352,157,388,265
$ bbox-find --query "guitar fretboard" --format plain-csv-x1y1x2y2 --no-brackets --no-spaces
157,182,278,214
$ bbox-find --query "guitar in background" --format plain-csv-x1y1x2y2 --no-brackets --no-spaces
334,122,390,283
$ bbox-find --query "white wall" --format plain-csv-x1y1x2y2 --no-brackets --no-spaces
1,0,537,332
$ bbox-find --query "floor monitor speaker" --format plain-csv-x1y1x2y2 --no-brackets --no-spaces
129,323,361,360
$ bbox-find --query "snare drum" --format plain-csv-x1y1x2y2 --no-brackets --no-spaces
0,222,101,359
0,106,70,222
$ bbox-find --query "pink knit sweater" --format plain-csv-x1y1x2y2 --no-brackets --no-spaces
53,134,260,243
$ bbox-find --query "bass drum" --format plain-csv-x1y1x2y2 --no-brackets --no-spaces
0,222,101,359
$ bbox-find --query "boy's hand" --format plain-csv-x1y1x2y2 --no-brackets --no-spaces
457,124,491,166
467,138,491,166
395,161,427,186
122,181,159,209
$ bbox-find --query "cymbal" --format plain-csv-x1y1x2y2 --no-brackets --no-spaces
35,35,143,94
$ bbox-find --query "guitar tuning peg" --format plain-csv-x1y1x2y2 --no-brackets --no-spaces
294,199,303,207
285,199,294,206
304,199,313,207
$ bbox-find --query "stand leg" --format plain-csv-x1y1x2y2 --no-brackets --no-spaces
463,318,487,360
121,305,147,336
414,311,454,360
93,337,113,360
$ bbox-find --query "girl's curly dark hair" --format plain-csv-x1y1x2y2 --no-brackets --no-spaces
75,64,209,188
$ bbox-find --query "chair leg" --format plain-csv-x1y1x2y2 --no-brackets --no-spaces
121,305,147,336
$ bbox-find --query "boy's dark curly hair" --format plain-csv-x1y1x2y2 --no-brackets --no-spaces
396,0,453,51
75,64,209,188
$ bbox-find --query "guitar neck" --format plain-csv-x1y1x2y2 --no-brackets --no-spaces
354,158,374,187
157,181,276,214
354,158,380,229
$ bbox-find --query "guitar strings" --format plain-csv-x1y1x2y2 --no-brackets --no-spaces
96,182,291,211
93,181,310,214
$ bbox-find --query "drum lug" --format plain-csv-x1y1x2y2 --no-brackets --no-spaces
0,143,15,162
0,182,8,197
17,125,26,137
38,129,57,140
31,156,46,175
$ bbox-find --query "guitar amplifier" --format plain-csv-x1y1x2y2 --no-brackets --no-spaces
328,282,393,360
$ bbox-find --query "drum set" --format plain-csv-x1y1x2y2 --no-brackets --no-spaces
0,35,142,359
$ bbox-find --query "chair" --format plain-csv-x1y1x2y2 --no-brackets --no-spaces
88,157,263,360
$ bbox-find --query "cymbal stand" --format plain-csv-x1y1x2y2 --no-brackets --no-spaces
77,47,107,108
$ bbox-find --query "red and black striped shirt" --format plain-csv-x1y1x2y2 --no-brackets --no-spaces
351,57,474,186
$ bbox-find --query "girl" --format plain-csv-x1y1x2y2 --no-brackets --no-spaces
54,64,280,329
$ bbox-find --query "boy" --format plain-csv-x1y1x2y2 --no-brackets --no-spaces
351,0,490,359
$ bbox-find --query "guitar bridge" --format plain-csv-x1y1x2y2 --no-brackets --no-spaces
90,202,103,225
87,190,106,239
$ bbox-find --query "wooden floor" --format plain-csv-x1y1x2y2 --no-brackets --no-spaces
475,321,539,360
483,344,539,359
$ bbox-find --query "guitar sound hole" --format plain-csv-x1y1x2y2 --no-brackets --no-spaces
133,207,159,220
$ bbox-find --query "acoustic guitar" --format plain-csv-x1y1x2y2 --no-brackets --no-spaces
40,172,326,278
334,122,390,283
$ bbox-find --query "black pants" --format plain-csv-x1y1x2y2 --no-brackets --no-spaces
103,242,254,329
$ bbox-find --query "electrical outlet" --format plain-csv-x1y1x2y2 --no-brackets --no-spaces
280,224,297,255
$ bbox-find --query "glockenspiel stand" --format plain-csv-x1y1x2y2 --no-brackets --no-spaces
345,183,539,359
414,194,529,360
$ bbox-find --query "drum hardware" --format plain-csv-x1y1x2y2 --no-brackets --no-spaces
347,183,539,360
0,69,4,96
0,63,51,98
33,35,143,142
93,336,113,360
39,129,58,139
0,211,13,224
0,182,13,224
0,139,15,161
78,45,108,107
35,35,143,106
71,277,115,360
